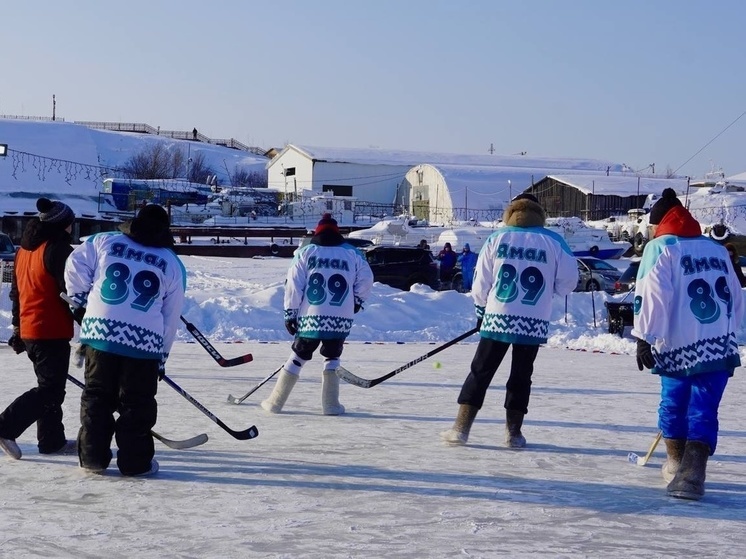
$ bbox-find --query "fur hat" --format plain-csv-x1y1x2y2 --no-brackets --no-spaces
314,213,339,235
36,197,74,228
512,193,539,204
649,188,682,225
503,195,546,227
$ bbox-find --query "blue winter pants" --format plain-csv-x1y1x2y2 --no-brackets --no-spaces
658,370,730,455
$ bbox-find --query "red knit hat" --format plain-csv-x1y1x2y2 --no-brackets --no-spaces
315,213,339,234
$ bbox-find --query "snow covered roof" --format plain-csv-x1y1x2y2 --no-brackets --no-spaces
726,171,746,183
278,144,625,172
546,174,690,196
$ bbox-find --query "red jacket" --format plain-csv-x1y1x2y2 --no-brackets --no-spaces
11,221,74,340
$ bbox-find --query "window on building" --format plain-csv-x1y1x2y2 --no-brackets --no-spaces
322,185,353,197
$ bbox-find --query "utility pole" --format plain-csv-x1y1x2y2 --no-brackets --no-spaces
488,143,495,154
52,94,56,121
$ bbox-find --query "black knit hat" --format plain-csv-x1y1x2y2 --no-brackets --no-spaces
37,197,75,228
137,204,170,227
314,213,339,235
649,188,682,225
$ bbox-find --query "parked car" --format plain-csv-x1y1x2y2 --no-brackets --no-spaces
362,245,440,291
614,259,640,294
575,257,622,293
0,232,16,282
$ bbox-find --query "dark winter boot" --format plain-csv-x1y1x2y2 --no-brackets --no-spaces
661,438,685,483
440,404,479,445
667,440,710,500
505,409,526,449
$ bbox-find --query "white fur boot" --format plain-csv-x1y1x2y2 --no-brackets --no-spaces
261,369,299,414
321,370,345,415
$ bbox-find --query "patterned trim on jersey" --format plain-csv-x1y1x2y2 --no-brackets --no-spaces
80,317,163,359
479,312,548,345
298,315,353,340
654,333,741,377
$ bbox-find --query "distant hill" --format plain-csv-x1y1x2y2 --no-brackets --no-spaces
0,118,269,216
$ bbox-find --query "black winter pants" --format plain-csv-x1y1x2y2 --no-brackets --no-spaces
457,338,540,414
0,339,70,453
79,347,159,476
291,337,345,361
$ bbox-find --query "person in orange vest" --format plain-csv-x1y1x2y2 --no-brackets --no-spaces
0,198,77,460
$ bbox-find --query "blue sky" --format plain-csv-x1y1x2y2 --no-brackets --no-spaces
3,0,746,177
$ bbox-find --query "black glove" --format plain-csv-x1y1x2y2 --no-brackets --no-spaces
72,306,86,324
8,327,25,355
636,338,656,371
285,319,298,336
354,303,362,314
157,355,166,381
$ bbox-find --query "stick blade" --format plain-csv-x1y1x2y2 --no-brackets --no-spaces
229,425,259,440
153,432,209,450
218,353,254,367
335,366,373,388
226,394,243,405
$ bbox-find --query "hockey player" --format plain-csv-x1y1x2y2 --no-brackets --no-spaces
632,188,744,500
0,198,77,459
441,194,578,448
64,204,186,476
261,213,374,415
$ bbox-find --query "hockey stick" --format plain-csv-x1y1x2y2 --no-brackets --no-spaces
227,367,283,405
61,293,255,440
180,316,254,367
161,375,259,440
627,431,662,466
337,327,480,388
66,374,208,450
61,293,252,368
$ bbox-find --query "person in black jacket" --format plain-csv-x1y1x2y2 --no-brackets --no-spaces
0,198,77,460
64,204,185,477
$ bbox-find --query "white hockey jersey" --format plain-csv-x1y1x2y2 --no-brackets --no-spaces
631,234,744,377
285,242,373,339
473,226,578,345
64,232,187,360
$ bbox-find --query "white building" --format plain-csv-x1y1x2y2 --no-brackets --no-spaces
267,144,625,223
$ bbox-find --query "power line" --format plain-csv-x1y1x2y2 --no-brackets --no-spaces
673,110,746,175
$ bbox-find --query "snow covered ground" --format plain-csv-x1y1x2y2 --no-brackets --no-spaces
1,256,745,558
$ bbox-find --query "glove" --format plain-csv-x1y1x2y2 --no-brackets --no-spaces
636,338,656,371
73,343,87,368
285,319,298,336
475,305,485,331
72,306,86,324
158,354,167,381
354,297,364,314
8,327,25,354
